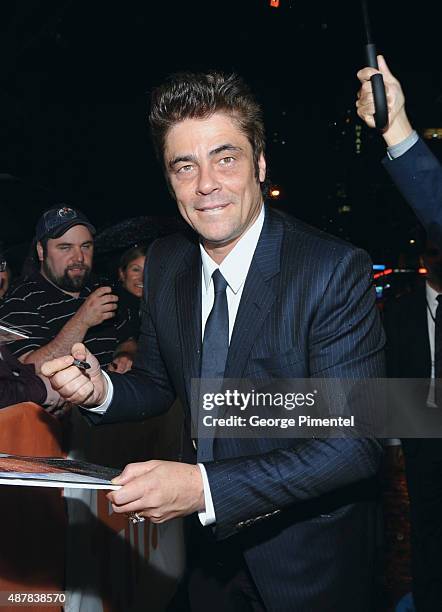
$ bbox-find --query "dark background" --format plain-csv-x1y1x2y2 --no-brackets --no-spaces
1,0,441,272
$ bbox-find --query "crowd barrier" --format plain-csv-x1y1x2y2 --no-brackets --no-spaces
0,401,186,612
0,403,411,611
0,402,66,612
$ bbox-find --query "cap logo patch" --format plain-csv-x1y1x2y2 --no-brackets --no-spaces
57,207,76,219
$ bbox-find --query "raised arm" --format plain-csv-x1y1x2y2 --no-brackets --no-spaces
356,54,442,246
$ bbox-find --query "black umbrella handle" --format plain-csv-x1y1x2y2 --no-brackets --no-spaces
365,43,388,131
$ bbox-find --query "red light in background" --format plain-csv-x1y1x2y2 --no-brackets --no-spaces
418,267,428,274
270,0,280,7
373,269,393,279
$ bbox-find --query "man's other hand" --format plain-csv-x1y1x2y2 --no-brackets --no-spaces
108,353,133,374
40,342,107,406
75,286,118,328
107,460,205,523
356,55,412,146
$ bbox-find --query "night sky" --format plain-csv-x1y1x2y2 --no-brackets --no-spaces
1,0,441,272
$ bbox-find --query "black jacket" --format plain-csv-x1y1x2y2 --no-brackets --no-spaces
0,345,46,409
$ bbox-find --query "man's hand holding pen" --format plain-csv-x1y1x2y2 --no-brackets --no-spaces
41,342,108,406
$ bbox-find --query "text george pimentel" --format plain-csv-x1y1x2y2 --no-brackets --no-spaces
202,415,355,429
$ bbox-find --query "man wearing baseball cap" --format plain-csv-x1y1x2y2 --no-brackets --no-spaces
35,206,96,246
0,205,134,375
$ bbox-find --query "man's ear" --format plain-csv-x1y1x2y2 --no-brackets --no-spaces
36,241,44,263
118,267,125,282
258,153,266,183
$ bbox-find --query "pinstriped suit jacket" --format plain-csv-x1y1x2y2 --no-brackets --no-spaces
98,206,386,611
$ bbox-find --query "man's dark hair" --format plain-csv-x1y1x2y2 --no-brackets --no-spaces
149,70,266,188
40,236,50,258
19,238,46,279
118,244,148,272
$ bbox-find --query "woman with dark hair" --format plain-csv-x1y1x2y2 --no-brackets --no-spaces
118,244,147,301
107,245,147,372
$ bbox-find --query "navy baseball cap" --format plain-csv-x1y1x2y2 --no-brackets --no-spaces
35,206,96,242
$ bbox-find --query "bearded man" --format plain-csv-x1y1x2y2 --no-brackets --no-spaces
0,206,133,374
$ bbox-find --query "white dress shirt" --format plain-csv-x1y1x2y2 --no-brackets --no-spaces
197,206,265,524
426,281,440,407
87,205,266,526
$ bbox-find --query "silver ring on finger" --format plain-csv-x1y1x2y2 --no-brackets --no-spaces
128,511,145,524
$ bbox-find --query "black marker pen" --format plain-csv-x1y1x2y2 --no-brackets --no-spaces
73,359,91,370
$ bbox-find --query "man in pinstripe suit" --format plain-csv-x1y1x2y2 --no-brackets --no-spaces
43,71,385,611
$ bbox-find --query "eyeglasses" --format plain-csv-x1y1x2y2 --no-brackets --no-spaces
0,260,7,273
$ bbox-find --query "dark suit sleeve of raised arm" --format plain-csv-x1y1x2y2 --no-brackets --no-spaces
205,247,386,538
90,252,176,425
382,138,442,247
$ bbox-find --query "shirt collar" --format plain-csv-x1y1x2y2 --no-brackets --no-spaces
426,281,440,315
200,205,265,294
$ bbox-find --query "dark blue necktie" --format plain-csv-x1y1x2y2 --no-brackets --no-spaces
198,269,229,461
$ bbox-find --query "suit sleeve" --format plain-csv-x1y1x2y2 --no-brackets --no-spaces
204,247,386,539
382,138,442,247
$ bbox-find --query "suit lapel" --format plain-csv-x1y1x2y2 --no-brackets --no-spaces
224,209,283,379
176,245,202,402
174,210,284,428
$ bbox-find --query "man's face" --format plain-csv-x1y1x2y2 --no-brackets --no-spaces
38,225,94,293
164,112,266,256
